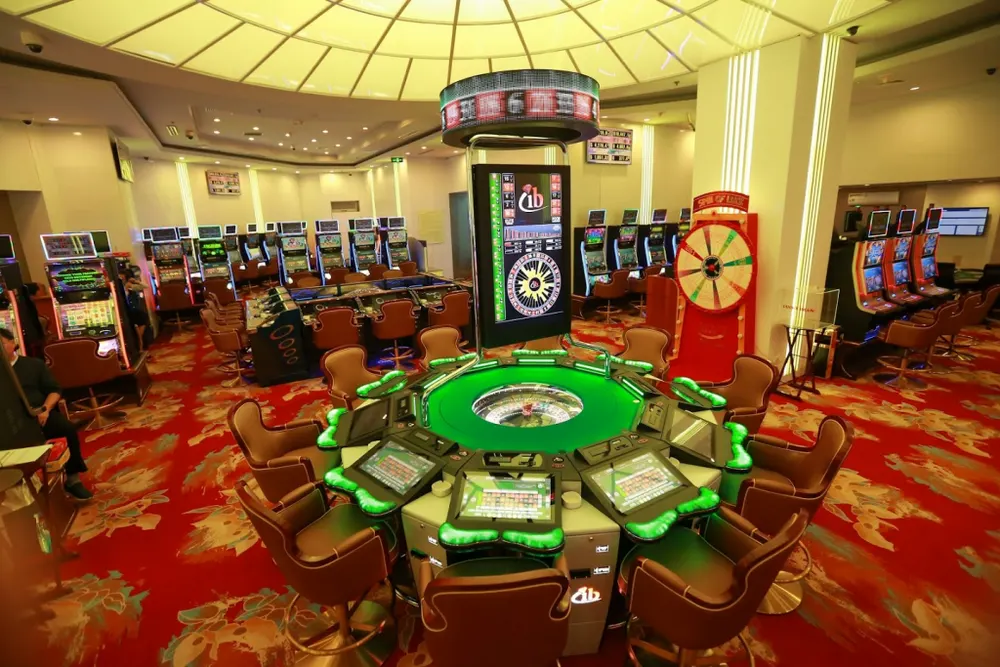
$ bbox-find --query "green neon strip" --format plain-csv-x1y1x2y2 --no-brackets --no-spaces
517,357,557,365
489,174,505,322
356,369,407,398
574,362,606,376
323,467,357,493
428,352,477,368
595,353,654,373
672,377,727,409
502,527,565,551
472,360,500,371
723,422,753,471
355,488,397,515
316,408,348,449
724,256,753,267
620,377,646,400
626,510,678,541
677,487,721,515
512,349,569,357
439,522,498,547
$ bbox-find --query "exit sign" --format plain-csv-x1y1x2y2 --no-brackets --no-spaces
391,157,404,163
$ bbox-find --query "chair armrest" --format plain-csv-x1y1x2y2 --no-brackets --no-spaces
696,380,729,390
275,480,329,511
745,437,808,482
418,557,435,601
553,555,572,614
279,419,323,433
275,481,328,533
267,455,315,478
703,506,766,563
273,421,323,454
728,406,765,417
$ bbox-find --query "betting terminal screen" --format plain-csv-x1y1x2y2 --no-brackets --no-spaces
863,267,885,293
281,236,306,252
665,411,716,461
473,165,571,348
893,237,911,261
865,240,886,267
152,243,184,261
359,441,435,495
587,451,683,514
48,262,106,293
892,261,910,284
457,471,554,522
59,300,115,334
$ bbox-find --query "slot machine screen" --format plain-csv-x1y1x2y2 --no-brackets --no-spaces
865,240,886,266
377,217,390,229
247,223,259,234
199,240,226,260
472,165,571,348
198,226,223,240
622,209,639,225
587,209,606,227
867,211,890,238
89,230,111,254
224,224,238,236
893,237,911,261
318,234,342,249
587,451,683,514
151,227,179,243
863,267,885,293
359,441,435,495
281,236,307,252
142,228,153,242
265,222,277,233
892,261,910,284
387,230,407,244
584,227,605,248
354,218,375,232
456,471,554,522
152,243,184,260
48,262,106,292
177,227,192,239
926,208,942,232
680,208,691,222
0,235,13,259
649,225,665,244
58,300,115,333
921,256,937,278
41,233,97,260
354,232,376,246
897,209,916,235
316,220,339,233
923,234,939,255
388,217,406,229
618,225,637,244
279,221,304,236
652,209,667,223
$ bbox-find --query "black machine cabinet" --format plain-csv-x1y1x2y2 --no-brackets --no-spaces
246,303,309,386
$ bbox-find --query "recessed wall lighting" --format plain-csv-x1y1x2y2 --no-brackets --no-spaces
179,157,185,160
346,136,352,140
295,170,300,174
910,86,920,91
643,118,650,122
405,152,410,155
213,130,220,134
278,142,283,146
285,132,290,137
311,138,317,143
362,127,368,131
48,117,59,122
213,118,220,122
214,161,220,164
245,164,250,167
335,143,341,147
322,130,328,134
421,146,427,149
272,168,276,171
600,115,607,119
303,147,308,151
72,131,81,136
325,151,329,155
252,126,259,131
453,150,459,153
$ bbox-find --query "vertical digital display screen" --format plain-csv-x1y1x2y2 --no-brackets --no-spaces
618,225,637,245
921,256,937,278
89,230,111,254
897,209,916,235
649,224,664,244
622,209,639,225
926,208,942,232
651,209,667,223
865,240,886,266
868,211,890,238
893,237,911,261
892,261,910,284
584,227,604,248
474,165,571,348
587,209,606,227
42,233,97,260
863,266,885,293
923,234,938,255
0,234,15,260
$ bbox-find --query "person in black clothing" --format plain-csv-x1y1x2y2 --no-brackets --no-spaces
124,268,151,352
1,327,93,500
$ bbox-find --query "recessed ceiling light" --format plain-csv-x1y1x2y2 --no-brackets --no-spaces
421,146,427,149
48,117,59,122
910,86,920,91
335,143,341,147
245,164,250,167
329,169,334,173
214,161,220,164
72,131,81,136
179,157,185,160
285,132,290,137
453,150,459,153
643,118,650,122
325,151,329,155
278,142,283,146
248,137,254,141
346,136,352,140
213,118,220,123
311,138,317,143
600,115,607,119
272,168,276,171
213,130,220,134
252,126,259,131
362,127,368,131
295,170,300,174
303,147,308,151
322,130,328,134
406,152,410,155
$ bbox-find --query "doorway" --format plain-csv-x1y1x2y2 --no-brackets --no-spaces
449,192,472,280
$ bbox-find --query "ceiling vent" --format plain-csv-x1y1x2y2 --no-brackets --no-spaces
165,125,180,137
244,131,263,137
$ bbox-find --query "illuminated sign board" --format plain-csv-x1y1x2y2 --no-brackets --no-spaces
571,587,602,605
587,128,632,165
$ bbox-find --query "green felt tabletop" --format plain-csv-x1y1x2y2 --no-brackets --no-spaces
424,365,642,454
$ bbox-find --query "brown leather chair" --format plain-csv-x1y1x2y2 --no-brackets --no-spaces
571,294,586,320
320,345,382,410
428,291,471,330
231,261,258,294
629,265,661,317
312,307,361,351
328,267,351,285
399,261,418,277
923,297,975,362
206,323,253,387
156,282,194,329
295,276,322,288
620,324,673,378
201,306,242,332
228,399,339,503
875,306,948,388
367,263,388,280
382,269,403,280
371,299,418,369
728,416,853,615
519,335,565,352
622,507,809,667
289,271,315,288
697,354,779,434
419,556,571,667
416,325,465,368
344,272,368,284
258,256,280,286
45,338,125,430
236,480,397,663
592,269,629,324
952,285,1000,357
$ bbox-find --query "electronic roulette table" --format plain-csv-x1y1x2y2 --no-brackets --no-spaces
315,350,755,656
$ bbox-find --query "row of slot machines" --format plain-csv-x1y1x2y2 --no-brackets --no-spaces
826,207,951,343
572,208,680,296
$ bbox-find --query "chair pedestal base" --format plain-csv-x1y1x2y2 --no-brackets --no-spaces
757,579,804,615
289,600,395,667
68,391,126,431
628,621,754,667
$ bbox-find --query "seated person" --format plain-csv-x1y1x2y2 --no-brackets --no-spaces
1,328,93,500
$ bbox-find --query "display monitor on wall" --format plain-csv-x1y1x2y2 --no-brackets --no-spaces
0,234,14,259
587,209,606,227
88,230,111,254
198,225,223,240
622,209,639,225
388,217,406,229
939,207,989,237
897,209,917,235
472,164,571,348
247,223,259,234
867,210,891,238
316,219,340,233
150,227,179,243
224,224,238,236
652,209,667,223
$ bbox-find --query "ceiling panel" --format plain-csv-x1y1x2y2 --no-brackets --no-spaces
296,4,391,51
610,32,690,82
506,0,566,21
457,0,509,24
114,4,240,64
769,0,889,31
300,47,369,96
340,0,407,18
449,58,492,84
29,0,192,45
379,19,452,58
649,16,736,67
0,0,66,13
400,58,449,100
243,37,326,90
352,54,409,98
491,55,532,72
453,23,525,59
185,23,285,80
577,0,682,39
530,50,577,72
569,42,635,88
693,0,802,49
207,0,329,34
401,0,456,22
518,11,599,52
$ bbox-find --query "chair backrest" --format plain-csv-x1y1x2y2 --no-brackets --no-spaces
312,307,360,350
621,325,672,376
972,284,1000,322
888,304,955,348
235,480,392,607
595,270,630,299
373,299,417,339
422,558,570,667
367,264,388,280
794,415,854,495
399,261,418,276
45,338,121,389
383,269,403,279
719,355,778,410
344,272,367,284
643,264,663,277
296,276,322,288
431,291,471,328
328,267,351,284
228,398,296,463
319,345,380,403
289,271,314,287
418,325,463,363
156,282,191,311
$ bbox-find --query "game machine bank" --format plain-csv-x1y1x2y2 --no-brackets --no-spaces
196,225,236,304
309,72,762,662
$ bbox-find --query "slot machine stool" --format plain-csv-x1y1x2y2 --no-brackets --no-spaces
371,300,418,370
592,270,629,324
45,339,127,431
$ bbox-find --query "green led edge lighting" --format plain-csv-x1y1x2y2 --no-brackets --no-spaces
323,467,357,493
490,176,504,322
355,488,398,515
517,357,557,365
472,359,500,371
673,377,727,409
723,422,753,471
356,370,407,398
596,353,654,373
317,407,348,450
574,361,606,376
626,510,678,541
620,377,646,400
439,522,499,547
677,487,721,516
502,528,565,551
429,352,477,368
512,349,569,357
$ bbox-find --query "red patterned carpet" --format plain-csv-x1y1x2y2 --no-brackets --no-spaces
17,316,1000,667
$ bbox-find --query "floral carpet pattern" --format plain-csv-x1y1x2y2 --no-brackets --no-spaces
18,315,1000,667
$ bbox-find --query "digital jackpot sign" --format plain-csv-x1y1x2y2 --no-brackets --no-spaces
473,164,571,348
587,128,633,165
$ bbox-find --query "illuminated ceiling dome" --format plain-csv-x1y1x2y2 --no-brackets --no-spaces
3,0,889,100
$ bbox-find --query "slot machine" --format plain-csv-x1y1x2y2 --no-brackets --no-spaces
175,227,199,279
41,232,138,368
223,224,242,265
197,225,236,302
385,217,410,268
276,221,312,284
826,210,901,344
882,209,925,306
241,222,265,265
573,209,610,296
262,222,279,262
149,226,195,308
315,219,346,283
911,208,951,298
0,235,31,353
644,209,668,268
141,228,154,262
609,209,640,278
350,218,379,272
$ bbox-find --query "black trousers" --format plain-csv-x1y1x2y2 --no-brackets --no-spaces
41,409,87,476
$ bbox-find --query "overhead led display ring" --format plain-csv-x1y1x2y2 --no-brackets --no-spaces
440,70,601,148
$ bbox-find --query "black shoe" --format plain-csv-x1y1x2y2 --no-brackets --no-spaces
64,481,94,501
